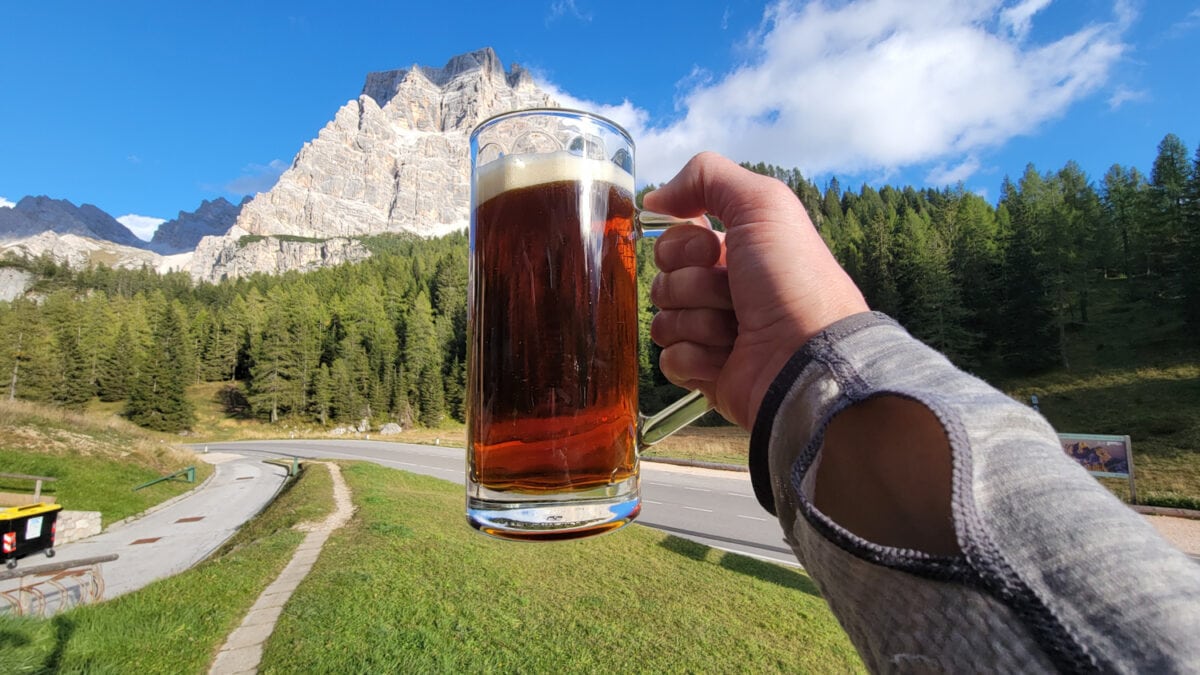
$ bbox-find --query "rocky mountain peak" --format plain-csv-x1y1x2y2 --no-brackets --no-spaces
189,47,559,282
361,47,511,108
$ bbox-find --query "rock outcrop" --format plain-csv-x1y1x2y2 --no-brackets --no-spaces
190,227,372,282
190,47,557,282
0,231,161,271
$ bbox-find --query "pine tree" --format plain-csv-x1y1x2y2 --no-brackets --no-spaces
997,173,1059,374
96,321,135,401
444,357,466,422
418,363,445,427
856,186,901,315
402,290,442,422
1147,133,1191,282
1182,145,1200,331
1101,164,1149,278
0,301,56,402
310,363,333,426
894,209,975,364
124,305,195,432
52,326,93,409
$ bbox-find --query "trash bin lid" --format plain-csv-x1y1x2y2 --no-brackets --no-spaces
0,502,63,520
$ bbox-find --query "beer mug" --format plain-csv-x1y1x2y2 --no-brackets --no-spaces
467,108,711,541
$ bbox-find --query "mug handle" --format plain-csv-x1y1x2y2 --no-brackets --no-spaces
634,209,716,450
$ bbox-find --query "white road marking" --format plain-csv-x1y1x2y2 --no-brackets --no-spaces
737,514,769,522
683,506,713,513
682,486,711,492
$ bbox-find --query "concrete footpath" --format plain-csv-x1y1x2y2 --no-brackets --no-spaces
0,453,287,605
209,462,355,675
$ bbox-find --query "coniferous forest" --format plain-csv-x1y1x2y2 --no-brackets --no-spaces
1,133,1198,433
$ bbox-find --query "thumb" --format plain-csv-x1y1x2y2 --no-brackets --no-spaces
643,152,805,231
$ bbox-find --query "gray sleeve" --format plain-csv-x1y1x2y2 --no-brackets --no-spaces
748,312,1200,673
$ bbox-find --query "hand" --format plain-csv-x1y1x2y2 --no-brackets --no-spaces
644,152,868,429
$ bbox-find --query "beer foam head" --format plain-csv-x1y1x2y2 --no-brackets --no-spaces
473,151,635,207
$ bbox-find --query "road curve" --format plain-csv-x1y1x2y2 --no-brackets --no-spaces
195,439,798,567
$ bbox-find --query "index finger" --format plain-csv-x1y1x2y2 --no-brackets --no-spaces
654,224,726,272
642,152,808,232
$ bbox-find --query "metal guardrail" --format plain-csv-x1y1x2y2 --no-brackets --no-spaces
0,554,118,617
134,466,196,491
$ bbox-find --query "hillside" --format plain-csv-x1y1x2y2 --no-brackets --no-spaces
0,399,209,523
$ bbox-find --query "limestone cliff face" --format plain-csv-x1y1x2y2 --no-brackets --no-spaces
192,227,372,282
190,47,558,282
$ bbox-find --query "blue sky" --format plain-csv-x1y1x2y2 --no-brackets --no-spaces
1,0,1197,240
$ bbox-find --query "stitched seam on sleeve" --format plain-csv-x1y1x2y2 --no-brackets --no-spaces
791,383,1104,672
788,391,975,582
748,311,895,515
942,401,1104,673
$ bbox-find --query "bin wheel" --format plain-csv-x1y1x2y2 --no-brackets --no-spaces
45,548,55,558
4,559,14,569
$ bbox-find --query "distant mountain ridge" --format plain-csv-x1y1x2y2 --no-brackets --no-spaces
0,196,147,249
0,47,559,287
149,196,248,254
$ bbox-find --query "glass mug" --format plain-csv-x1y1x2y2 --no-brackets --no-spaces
467,108,711,541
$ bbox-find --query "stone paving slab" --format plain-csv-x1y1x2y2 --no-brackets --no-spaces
209,462,355,675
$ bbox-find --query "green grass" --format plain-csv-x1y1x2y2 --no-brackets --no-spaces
0,450,206,524
0,460,334,674
260,463,863,674
999,276,1200,503
0,399,211,523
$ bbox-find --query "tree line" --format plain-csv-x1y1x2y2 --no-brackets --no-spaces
744,132,1200,373
0,133,1197,432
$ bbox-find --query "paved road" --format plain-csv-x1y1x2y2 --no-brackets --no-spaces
0,455,287,609
197,439,798,567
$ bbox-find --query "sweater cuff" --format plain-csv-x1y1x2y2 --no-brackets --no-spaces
748,311,896,515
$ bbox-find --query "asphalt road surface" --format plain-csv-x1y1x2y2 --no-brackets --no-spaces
197,439,798,567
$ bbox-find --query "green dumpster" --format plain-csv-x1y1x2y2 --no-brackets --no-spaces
1,502,62,569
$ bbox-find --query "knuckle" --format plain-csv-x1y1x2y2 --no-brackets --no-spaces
650,273,668,306
649,311,671,345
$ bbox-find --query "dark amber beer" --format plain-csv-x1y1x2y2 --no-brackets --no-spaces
466,109,709,541
471,171,639,494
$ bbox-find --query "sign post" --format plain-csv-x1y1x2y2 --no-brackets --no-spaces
1059,433,1137,504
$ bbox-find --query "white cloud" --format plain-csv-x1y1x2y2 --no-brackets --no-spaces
926,155,982,186
0,196,15,209
546,0,592,25
536,0,1130,186
117,214,167,242
1000,0,1052,41
1108,85,1147,110
225,159,289,195
1165,7,1200,39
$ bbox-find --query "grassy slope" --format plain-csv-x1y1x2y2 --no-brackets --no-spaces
0,400,212,523
261,463,863,674
999,277,1200,504
0,461,333,674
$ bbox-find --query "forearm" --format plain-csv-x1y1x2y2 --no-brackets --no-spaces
751,312,1200,672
